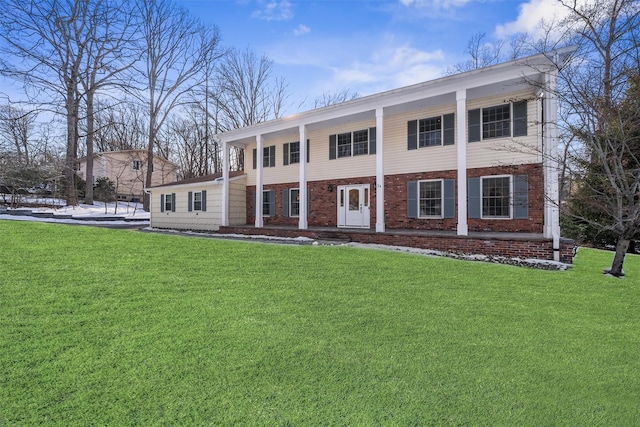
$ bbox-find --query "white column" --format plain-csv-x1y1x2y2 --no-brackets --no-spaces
221,138,229,226
298,125,308,229
375,108,385,233
255,134,264,228
543,72,561,260
456,89,468,236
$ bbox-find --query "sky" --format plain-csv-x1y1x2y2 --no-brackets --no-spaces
179,0,569,112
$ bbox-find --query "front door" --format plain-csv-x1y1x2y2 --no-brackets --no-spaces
337,184,370,228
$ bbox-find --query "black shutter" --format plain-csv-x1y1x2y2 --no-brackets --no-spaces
283,143,289,166
282,189,289,217
468,109,481,142
467,178,481,218
160,194,165,212
329,134,337,160
513,175,529,219
202,190,207,212
171,193,176,212
407,181,418,218
443,179,455,218
188,191,193,212
443,113,455,146
369,127,376,155
267,190,275,216
252,148,257,169
407,120,418,150
513,101,528,137
307,139,310,163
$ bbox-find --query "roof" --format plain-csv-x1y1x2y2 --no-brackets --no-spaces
149,170,246,189
216,47,576,148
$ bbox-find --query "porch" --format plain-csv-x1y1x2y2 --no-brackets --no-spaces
217,225,575,265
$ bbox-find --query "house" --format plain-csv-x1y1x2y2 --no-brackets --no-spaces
150,171,247,231
78,150,178,202
149,49,576,263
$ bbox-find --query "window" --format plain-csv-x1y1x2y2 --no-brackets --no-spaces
352,130,369,155
419,117,442,147
407,179,455,219
329,128,376,159
252,146,276,169
289,141,300,164
337,132,352,158
188,190,206,212
132,160,140,170
468,101,528,142
289,188,300,217
407,114,454,150
419,180,443,217
483,104,511,139
482,176,511,218
261,190,271,216
161,193,175,212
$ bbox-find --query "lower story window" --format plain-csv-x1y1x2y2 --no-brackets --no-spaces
164,194,172,212
193,191,202,211
263,191,271,216
482,176,511,218
289,188,300,217
419,180,442,217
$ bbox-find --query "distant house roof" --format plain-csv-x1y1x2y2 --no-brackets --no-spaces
150,171,245,189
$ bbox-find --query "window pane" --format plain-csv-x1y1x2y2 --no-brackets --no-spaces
352,130,369,156
262,191,270,216
194,192,202,211
482,104,510,139
289,141,300,164
419,117,442,147
482,176,511,218
419,181,442,217
290,189,300,217
337,133,352,158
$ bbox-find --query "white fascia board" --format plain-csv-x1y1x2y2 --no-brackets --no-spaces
216,50,568,144
147,175,245,192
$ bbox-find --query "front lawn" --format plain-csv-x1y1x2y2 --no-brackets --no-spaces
1,221,639,425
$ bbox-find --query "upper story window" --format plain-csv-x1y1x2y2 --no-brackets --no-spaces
132,160,140,170
407,113,455,150
329,127,377,160
468,101,527,142
283,140,310,165
252,145,276,169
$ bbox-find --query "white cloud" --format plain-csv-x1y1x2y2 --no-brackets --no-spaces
293,24,310,36
399,0,471,9
251,0,293,21
495,0,573,39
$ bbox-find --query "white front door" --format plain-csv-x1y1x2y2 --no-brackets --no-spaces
337,184,370,228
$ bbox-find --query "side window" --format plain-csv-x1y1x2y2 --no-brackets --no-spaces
132,160,140,170
252,146,276,169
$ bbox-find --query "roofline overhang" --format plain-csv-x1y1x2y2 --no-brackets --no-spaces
216,46,576,146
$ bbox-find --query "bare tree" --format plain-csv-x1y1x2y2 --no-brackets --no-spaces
92,99,148,152
213,47,288,131
135,0,222,210
0,105,36,165
78,0,138,205
313,88,360,108
555,0,640,276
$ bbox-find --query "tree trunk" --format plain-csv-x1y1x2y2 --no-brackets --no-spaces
606,237,630,277
142,119,155,212
84,91,95,204
65,85,79,207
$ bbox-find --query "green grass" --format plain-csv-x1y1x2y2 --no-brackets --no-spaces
1,221,639,426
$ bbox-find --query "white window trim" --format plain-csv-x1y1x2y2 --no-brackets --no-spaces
193,191,203,211
480,174,513,219
337,129,370,158
262,190,272,217
164,195,172,212
418,116,444,148
418,179,444,219
479,103,512,142
289,188,300,218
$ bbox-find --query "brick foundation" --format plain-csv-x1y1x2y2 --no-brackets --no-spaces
218,225,575,265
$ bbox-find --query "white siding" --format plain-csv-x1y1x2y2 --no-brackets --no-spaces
150,176,247,231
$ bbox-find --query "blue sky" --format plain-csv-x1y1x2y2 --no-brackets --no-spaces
180,0,567,112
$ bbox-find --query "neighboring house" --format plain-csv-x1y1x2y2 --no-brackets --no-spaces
150,172,246,231
149,49,576,263
78,150,178,202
